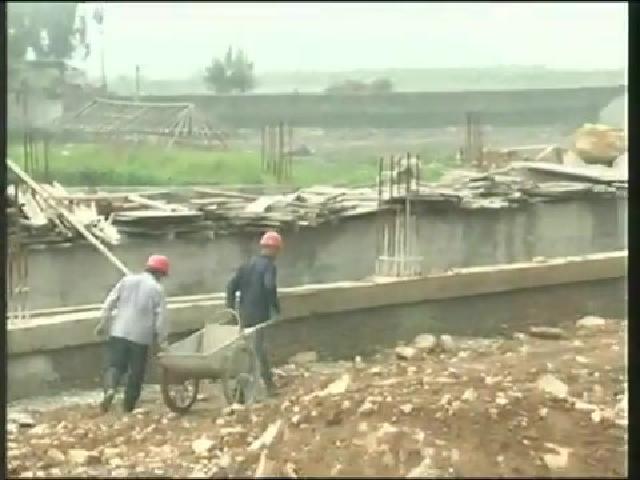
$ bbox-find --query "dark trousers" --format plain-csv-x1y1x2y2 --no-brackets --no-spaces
253,328,274,388
104,336,149,412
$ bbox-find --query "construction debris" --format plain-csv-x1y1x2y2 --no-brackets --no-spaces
6,157,627,246
6,318,626,478
573,123,626,166
577,316,607,329
528,326,568,340
7,159,129,274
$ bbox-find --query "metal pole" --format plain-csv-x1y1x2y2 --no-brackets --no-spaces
135,65,141,101
287,123,293,180
415,154,421,194
279,121,285,182
260,126,265,172
389,155,394,199
377,156,383,206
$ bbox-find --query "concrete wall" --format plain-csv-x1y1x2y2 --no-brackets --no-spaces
111,85,624,129
8,264,626,400
14,196,627,311
266,278,626,364
599,94,626,129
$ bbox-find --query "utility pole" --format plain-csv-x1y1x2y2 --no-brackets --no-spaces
93,4,107,90
135,64,141,101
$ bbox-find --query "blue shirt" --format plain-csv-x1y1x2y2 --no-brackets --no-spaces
226,255,280,328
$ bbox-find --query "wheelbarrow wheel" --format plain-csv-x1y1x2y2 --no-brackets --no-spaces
221,337,257,405
161,367,199,414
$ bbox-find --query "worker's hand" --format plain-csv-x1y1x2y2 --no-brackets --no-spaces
155,341,169,356
94,323,107,338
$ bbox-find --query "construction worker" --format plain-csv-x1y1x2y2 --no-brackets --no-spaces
95,255,170,413
226,231,282,397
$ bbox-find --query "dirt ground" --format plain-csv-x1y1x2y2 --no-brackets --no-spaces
7,317,627,478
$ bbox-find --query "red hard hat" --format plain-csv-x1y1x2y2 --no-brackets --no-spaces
260,231,282,248
146,255,170,275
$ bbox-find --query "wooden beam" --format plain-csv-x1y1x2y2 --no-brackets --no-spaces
7,159,130,275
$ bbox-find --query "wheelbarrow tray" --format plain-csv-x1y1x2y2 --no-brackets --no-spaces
157,324,246,379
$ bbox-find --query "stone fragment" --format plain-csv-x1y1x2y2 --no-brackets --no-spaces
254,450,275,478
542,444,571,470
289,351,318,365
572,400,598,412
439,335,455,351
358,400,377,416
67,449,100,466
461,388,477,402
399,403,414,414
9,413,36,429
576,316,606,328
284,461,298,478
413,334,437,351
46,449,65,463
407,450,441,477
191,437,215,457
536,374,569,399
528,327,568,340
450,448,461,462
395,346,417,361
249,420,283,452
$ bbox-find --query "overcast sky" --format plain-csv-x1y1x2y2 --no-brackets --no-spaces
77,2,628,79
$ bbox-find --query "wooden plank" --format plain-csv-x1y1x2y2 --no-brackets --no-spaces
7,159,130,275
192,187,258,200
127,193,190,212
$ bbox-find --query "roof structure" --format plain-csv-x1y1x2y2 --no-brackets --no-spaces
50,98,228,148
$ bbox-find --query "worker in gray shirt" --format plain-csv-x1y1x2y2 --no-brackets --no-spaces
95,255,170,413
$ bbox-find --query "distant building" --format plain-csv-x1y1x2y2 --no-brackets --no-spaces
7,59,98,134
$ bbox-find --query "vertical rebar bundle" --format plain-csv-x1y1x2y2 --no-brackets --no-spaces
464,112,485,169
260,122,293,183
375,153,423,277
7,185,30,322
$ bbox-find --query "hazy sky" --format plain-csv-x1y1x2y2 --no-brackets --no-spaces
77,2,628,79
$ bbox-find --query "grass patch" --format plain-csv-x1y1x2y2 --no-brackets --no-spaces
6,142,458,187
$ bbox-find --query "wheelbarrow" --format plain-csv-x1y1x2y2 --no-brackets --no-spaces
156,309,261,414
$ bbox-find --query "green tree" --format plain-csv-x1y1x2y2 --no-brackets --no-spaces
204,46,256,94
7,2,80,62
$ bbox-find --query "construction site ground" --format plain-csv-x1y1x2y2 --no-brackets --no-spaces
7,317,627,478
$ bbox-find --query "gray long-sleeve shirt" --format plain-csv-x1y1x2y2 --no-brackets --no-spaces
100,271,168,346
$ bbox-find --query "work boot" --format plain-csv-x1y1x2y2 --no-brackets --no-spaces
101,388,116,413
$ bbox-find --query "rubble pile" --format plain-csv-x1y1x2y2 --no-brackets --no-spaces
7,316,626,478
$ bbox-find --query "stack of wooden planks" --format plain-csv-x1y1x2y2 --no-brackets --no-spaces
188,186,381,233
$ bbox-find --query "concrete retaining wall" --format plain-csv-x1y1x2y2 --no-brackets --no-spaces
14,196,627,311
111,86,624,128
7,251,627,400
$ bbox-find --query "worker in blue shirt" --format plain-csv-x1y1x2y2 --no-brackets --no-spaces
226,231,282,397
